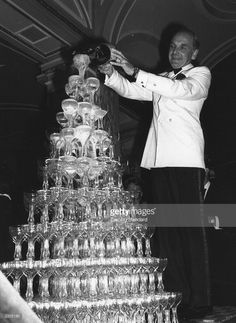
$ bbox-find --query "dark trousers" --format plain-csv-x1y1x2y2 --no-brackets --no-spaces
150,167,211,307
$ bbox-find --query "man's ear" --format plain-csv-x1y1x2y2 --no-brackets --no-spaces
192,49,199,60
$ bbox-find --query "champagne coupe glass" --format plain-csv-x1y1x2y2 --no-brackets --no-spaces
57,268,68,297
163,293,173,323
145,228,154,257
43,159,53,189
26,233,35,261
157,258,168,292
60,128,74,156
36,189,52,229
88,134,99,159
90,104,101,127
74,124,92,157
27,192,36,230
85,138,96,159
76,188,88,222
39,269,51,301
10,227,23,261
92,107,105,121
45,158,63,188
95,109,107,129
87,161,103,188
26,203,37,259
40,232,52,261
50,187,69,223
70,138,82,158
25,270,34,301
61,98,78,127
101,136,112,159
101,160,113,188
69,74,84,86
77,102,93,125
73,163,84,189
65,83,73,98
156,293,167,323
64,189,79,223
73,54,90,80
65,74,84,100
49,133,62,158
92,129,109,159
85,77,100,104
60,155,77,189
77,156,93,188
78,83,90,102
56,112,69,128
13,270,22,294
171,292,182,323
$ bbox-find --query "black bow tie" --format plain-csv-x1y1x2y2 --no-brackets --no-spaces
175,73,186,80
172,68,186,80
173,68,182,74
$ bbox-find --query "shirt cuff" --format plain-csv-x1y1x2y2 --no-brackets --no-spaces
136,69,148,88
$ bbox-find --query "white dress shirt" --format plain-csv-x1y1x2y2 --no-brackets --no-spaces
105,63,211,169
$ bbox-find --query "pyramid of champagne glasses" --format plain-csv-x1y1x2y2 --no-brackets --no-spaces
0,52,182,323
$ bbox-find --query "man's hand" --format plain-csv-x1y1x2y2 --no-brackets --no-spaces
98,63,114,77
110,48,135,76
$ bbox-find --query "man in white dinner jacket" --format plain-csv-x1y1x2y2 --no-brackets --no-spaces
99,26,212,320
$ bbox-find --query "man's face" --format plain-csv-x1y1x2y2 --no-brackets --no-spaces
168,32,198,69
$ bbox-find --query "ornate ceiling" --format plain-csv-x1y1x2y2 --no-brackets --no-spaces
1,0,235,68
0,0,236,162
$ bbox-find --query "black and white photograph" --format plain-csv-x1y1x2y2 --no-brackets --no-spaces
0,1,236,322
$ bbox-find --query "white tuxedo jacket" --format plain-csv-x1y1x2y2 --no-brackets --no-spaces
105,63,211,169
